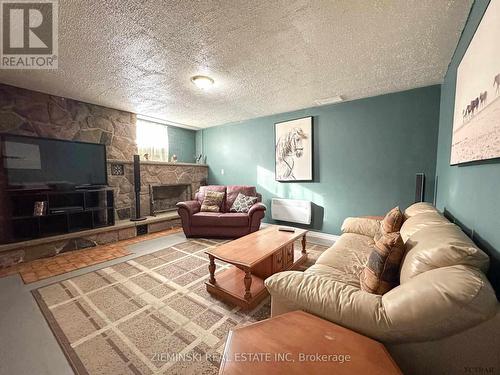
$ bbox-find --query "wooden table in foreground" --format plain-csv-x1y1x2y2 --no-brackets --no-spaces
205,226,308,310
219,311,402,375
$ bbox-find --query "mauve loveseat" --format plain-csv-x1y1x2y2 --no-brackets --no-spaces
176,185,266,238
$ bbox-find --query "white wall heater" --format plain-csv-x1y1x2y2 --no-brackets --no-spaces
271,198,312,225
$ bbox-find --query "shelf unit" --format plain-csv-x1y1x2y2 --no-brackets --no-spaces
5,188,114,243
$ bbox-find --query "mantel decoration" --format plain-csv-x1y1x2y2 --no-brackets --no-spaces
451,0,500,165
275,116,313,181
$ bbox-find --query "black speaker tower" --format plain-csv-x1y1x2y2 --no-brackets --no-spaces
131,155,146,221
415,173,425,203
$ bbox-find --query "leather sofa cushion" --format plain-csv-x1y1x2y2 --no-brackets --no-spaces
309,233,374,288
191,212,249,227
400,224,490,283
341,217,381,238
315,233,374,269
400,211,452,242
304,264,363,288
225,185,257,212
404,202,439,219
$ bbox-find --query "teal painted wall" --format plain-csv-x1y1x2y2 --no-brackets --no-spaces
435,0,499,292
168,126,196,163
199,85,441,235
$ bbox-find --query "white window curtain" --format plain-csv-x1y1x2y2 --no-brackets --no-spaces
136,119,169,161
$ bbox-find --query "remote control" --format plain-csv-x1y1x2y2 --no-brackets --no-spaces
278,227,295,232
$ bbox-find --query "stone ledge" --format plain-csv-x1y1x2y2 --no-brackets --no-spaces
107,160,208,167
0,211,180,254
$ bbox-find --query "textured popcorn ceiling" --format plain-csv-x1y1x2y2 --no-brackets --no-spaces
0,0,472,128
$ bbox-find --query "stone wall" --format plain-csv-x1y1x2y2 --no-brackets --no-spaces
0,84,137,160
0,84,207,221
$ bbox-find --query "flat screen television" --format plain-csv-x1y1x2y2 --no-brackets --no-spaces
0,134,107,189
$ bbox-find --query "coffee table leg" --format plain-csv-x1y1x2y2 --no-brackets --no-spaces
301,234,307,255
208,255,216,284
244,270,252,300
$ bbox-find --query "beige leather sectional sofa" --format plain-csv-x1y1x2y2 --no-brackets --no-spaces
265,202,499,374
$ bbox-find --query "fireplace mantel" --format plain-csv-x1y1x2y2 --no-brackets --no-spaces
108,160,207,167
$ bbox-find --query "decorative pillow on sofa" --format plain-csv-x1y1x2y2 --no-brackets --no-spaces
200,190,225,212
380,206,404,234
360,231,406,295
230,193,258,213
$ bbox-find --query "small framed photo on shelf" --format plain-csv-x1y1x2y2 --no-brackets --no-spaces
33,201,47,216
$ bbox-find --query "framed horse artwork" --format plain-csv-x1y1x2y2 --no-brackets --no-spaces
275,116,313,181
451,0,500,164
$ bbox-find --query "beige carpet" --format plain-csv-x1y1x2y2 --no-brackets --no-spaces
32,238,328,375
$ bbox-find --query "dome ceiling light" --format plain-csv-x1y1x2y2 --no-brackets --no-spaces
191,75,214,90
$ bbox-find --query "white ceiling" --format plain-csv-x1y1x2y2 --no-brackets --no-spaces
0,0,472,128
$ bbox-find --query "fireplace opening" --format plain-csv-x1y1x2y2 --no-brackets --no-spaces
149,184,192,216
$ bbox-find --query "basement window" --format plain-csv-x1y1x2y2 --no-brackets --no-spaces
136,118,169,162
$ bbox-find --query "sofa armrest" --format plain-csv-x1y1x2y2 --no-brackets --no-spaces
176,200,201,238
381,265,497,342
248,202,266,216
265,271,387,339
248,202,266,231
361,215,385,220
176,200,201,215
341,217,381,238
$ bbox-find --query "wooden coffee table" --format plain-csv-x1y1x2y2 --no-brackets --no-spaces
219,311,402,375
205,226,307,310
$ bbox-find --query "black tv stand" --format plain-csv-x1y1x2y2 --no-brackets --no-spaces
3,187,115,243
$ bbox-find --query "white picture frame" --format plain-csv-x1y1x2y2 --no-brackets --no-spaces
451,0,500,165
275,116,313,181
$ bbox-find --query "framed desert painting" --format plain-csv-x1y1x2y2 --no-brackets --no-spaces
451,0,500,165
275,116,313,181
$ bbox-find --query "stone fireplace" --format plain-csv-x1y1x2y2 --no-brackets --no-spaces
108,160,207,219
150,184,192,215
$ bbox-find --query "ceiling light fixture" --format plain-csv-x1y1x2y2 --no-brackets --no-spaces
191,75,214,90
314,95,345,106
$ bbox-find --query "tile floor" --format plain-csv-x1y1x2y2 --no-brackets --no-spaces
0,228,183,284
